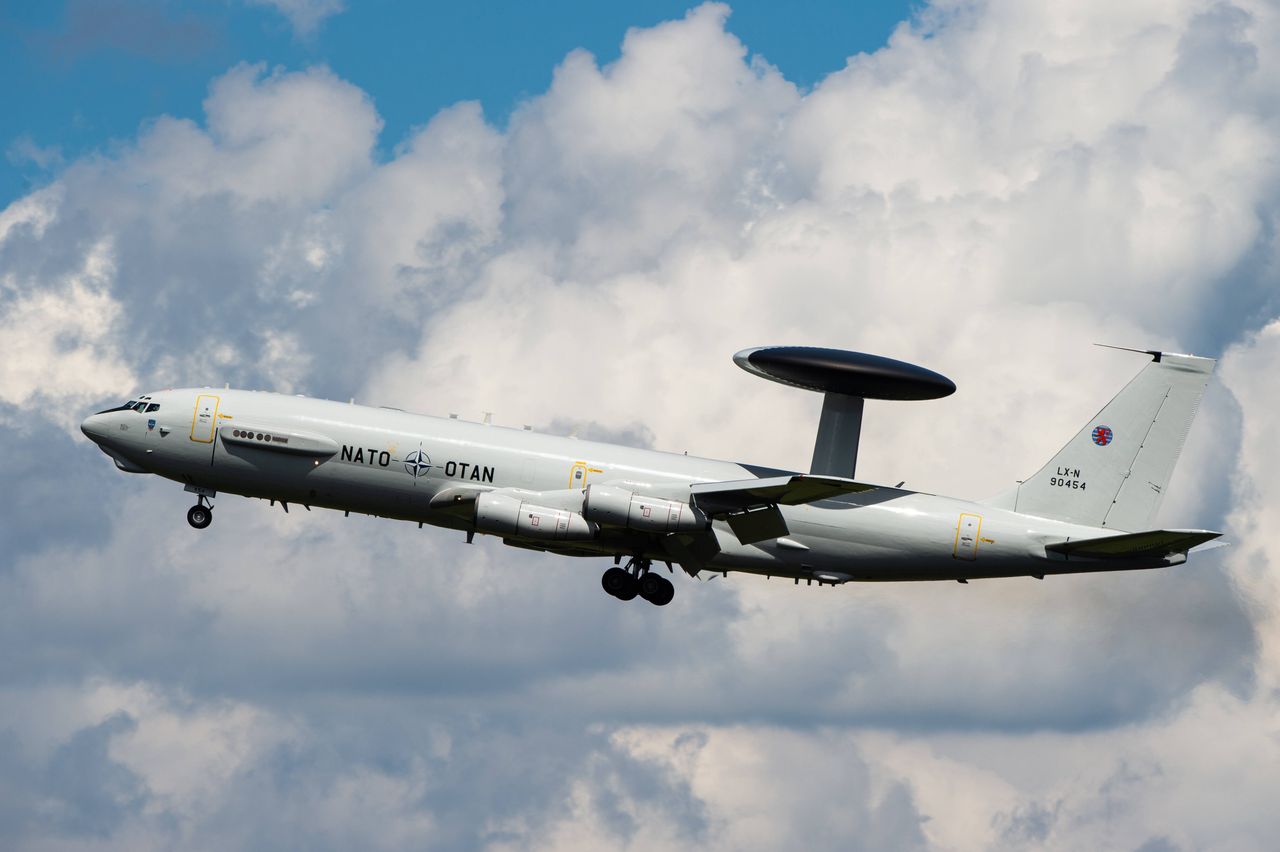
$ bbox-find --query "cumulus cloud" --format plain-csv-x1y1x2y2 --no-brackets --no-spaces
1220,320,1280,691
0,237,135,430
2,0,1280,848
126,62,380,206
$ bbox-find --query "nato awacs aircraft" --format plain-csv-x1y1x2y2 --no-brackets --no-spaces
82,346,1221,607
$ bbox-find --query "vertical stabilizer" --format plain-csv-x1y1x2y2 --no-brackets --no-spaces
993,352,1214,531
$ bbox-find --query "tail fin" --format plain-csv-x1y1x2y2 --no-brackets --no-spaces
988,350,1214,531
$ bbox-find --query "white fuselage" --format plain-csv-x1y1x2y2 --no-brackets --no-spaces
81,388,1160,584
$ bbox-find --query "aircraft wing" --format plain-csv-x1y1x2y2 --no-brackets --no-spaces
689,474,875,515
1045,528,1222,559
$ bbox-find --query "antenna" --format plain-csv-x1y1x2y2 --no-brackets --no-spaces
734,347,955,478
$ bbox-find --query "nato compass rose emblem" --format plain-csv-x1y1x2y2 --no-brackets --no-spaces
404,446,432,479
1092,425,1114,447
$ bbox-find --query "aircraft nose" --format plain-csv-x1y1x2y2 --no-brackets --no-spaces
81,413,109,443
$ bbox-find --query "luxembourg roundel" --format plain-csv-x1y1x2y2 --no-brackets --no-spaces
404,448,432,478
1092,425,1114,447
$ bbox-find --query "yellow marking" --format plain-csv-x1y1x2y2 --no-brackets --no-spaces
588,467,603,473
952,512,983,560
190,394,221,443
218,414,233,419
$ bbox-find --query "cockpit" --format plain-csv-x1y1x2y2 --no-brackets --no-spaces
97,397,161,414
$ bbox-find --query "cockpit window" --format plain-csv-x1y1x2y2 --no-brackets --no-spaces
145,403,160,413
95,400,139,414
131,401,148,412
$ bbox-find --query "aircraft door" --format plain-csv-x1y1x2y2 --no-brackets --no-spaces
190,394,220,443
568,461,602,490
953,513,982,560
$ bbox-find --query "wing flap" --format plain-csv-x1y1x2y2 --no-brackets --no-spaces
725,505,790,545
690,474,874,515
1045,528,1221,559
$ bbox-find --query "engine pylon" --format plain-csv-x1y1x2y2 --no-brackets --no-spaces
733,346,956,478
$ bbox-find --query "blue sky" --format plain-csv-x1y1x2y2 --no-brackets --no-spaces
3,1,1279,849
1,0,914,206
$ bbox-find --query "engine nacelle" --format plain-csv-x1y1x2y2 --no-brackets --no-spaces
474,492,599,541
582,485,708,533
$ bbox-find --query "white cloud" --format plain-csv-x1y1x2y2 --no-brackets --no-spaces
87,682,293,821
6,134,63,171
1220,319,1280,691
247,0,345,38
121,63,380,207
0,237,135,430
337,102,505,301
0,183,61,245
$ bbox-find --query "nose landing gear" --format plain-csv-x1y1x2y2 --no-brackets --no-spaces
186,495,213,529
602,557,674,606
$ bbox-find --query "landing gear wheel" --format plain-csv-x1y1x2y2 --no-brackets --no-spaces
187,504,212,529
638,572,675,606
601,566,638,601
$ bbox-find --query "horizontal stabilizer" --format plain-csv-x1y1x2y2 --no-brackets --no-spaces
1046,529,1221,560
690,474,874,515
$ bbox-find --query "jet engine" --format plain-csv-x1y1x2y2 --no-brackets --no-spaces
474,492,598,541
582,485,709,533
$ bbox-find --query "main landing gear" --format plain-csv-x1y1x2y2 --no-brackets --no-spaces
186,495,213,529
602,557,675,606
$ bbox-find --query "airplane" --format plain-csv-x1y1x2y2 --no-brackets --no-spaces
80,346,1222,606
